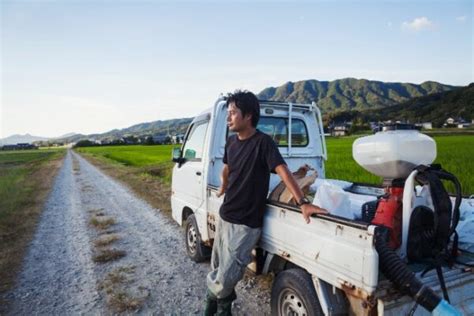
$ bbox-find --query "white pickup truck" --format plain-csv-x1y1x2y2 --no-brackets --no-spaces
171,96,474,315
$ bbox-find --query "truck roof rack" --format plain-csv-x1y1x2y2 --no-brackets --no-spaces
259,100,316,110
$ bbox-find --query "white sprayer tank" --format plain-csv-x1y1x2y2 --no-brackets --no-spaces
353,130,437,179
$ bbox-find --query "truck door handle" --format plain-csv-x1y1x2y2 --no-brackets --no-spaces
196,171,202,176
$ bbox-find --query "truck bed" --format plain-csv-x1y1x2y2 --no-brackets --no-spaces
206,183,474,314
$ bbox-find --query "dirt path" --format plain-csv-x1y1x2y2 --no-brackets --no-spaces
4,150,271,315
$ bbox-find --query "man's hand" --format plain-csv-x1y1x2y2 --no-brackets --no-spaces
300,204,328,223
217,164,229,198
216,187,225,198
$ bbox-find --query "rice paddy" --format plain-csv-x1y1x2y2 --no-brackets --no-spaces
76,134,474,195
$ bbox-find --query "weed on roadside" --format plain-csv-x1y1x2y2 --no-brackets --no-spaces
81,185,93,192
98,266,144,312
88,208,104,214
109,291,142,312
94,234,120,247
72,157,81,174
92,249,126,263
89,216,115,230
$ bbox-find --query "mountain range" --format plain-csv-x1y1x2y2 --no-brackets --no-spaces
0,134,49,145
364,82,474,126
39,118,192,145
1,78,470,145
257,78,456,112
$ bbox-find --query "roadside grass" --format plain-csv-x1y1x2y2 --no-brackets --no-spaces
0,149,65,298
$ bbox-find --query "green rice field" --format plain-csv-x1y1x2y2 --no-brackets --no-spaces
76,145,175,184
325,135,474,195
76,134,474,195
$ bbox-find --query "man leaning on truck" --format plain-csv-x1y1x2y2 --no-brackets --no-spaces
204,90,328,315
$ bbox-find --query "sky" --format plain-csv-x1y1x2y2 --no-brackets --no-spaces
1,0,472,138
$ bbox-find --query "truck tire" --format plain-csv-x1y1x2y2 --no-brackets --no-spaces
271,269,323,316
184,214,210,262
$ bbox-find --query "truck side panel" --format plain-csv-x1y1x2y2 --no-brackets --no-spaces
260,204,379,295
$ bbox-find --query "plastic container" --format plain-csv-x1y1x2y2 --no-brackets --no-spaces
352,130,436,179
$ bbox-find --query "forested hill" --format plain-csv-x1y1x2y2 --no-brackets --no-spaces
366,82,474,126
258,78,456,113
325,83,474,127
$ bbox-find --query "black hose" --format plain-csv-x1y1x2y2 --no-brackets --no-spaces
374,227,441,312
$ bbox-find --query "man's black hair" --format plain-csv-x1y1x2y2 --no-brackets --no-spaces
226,90,260,127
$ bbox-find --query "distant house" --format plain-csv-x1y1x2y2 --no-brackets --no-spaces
457,123,471,129
444,117,470,128
172,134,185,144
331,125,350,137
415,122,433,130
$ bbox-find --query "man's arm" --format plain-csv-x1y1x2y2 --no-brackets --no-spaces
216,164,229,197
275,164,328,223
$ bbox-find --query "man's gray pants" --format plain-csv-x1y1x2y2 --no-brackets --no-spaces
206,217,261,299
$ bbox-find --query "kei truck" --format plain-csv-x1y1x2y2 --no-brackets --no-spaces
171,95,474,315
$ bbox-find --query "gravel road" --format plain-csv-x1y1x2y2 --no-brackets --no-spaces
4,150,271,315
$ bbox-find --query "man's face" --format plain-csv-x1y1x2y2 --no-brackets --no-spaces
227,102,251,132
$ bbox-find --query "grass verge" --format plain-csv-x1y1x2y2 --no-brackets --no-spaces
0,149,65,303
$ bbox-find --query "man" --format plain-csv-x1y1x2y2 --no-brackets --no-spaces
205,90,328,315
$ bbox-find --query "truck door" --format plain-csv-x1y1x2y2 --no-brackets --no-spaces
172,120,209,214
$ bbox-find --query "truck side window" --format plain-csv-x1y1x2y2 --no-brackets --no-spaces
182,121,208,161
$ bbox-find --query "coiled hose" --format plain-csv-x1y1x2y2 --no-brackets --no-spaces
374,226,441,311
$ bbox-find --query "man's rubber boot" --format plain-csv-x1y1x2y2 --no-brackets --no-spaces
204,289,218,316
216,291,236,316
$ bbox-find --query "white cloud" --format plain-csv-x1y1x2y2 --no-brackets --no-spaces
402,17,434,31
456,16,467,22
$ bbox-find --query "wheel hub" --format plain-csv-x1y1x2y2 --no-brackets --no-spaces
187,224,197,253
279,289,308,316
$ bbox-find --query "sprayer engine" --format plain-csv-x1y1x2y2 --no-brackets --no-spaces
353,124,437,249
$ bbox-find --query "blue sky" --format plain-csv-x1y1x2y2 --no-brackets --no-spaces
1,0,472,138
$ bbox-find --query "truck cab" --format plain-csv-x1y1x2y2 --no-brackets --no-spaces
171,96,327,244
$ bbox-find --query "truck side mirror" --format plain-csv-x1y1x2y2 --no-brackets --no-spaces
172,147,184,163
184,149,196,160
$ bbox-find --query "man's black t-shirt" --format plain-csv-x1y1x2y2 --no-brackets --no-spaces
220,130,286,228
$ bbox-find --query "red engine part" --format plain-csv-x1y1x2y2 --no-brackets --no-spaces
372,186,404,249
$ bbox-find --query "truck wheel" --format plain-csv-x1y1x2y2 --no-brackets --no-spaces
184,214,210,262
271,269,323,316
